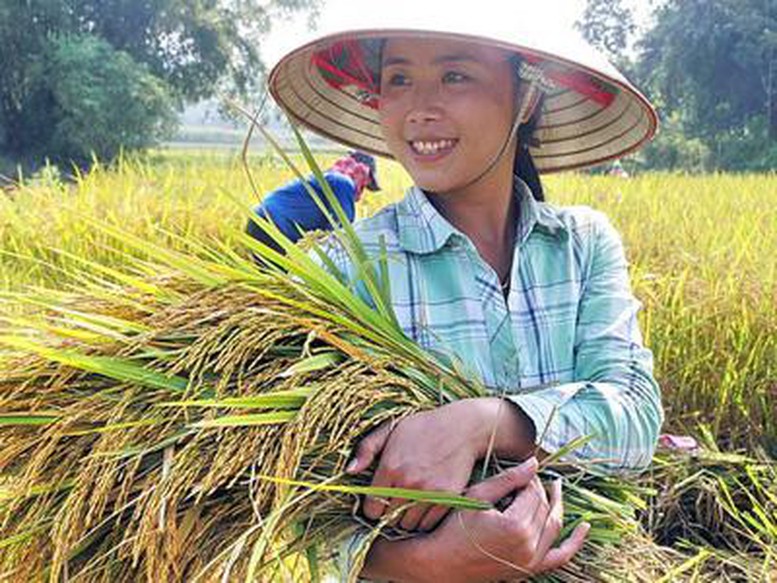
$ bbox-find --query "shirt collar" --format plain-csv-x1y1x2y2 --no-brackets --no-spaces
397,176,568,255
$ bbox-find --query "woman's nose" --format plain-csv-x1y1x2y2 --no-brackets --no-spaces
406,84,443,124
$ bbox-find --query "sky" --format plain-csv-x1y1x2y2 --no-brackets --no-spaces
262,0,656,67
263,0,590,65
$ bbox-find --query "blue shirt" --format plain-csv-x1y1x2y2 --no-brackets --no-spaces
252,172,357,242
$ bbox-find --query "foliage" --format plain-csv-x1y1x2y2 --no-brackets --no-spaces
44,34,177,168
637,112,777,173
710,115,777,171
637,0,777,141
638,113,712,173
578,0,777,171
0,0,319,167
574,0,636,70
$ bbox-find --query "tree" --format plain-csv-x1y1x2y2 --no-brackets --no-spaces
637,0,777,168
46,35,177,168
575,0,637,69
0,0,319,168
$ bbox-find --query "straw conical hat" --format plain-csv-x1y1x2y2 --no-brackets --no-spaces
267,11,658,173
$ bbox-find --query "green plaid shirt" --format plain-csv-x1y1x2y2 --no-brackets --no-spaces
322,179,663,471
319,178,664,579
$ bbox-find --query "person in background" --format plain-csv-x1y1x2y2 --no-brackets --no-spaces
246,150,380,254
608,159,630,178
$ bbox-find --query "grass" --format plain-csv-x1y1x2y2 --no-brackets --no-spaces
2,154,774,452
546,174,777,454
0,146,775,580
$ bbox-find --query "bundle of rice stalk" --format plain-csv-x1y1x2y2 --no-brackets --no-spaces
642,438,777,581
0,257,691,581
0,134,694,581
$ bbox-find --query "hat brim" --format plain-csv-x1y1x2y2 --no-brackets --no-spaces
268,28,658,173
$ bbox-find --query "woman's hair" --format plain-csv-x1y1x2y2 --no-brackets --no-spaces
514,98,544,201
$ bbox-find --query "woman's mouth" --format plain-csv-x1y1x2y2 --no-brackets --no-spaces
408,139,458,157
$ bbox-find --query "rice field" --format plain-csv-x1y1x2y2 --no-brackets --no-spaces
0,148,775,579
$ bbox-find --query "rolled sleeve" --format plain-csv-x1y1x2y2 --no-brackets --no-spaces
509,212,664,475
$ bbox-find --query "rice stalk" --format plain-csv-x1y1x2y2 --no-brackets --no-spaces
0,125,772,581
0,230,700,580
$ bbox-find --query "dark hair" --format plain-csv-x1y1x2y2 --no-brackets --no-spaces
514,100,544,201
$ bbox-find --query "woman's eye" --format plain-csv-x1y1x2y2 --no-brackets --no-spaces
443,71,469,83
386,73,410,86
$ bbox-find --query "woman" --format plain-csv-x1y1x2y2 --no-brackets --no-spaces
267,16,663,582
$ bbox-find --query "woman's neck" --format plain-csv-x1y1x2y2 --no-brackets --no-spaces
425,163,517,282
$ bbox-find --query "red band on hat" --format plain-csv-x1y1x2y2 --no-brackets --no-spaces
311,42,618,113
312,40,380,109
523,55,617,107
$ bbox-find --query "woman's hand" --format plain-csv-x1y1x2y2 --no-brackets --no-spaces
361,459,590,582
428,459,589,582
346,397,537,532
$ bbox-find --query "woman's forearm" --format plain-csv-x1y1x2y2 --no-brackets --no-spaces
470,397,538,461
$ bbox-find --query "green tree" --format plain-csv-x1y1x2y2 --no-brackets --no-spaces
637,0,777,169
0,0,319,168
578,0,777,171
46,35,177,168
640,0,776,136
575,0,637,70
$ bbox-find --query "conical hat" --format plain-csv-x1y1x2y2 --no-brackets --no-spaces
267,11,658,173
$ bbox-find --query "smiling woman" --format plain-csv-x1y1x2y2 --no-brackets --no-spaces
267,13,663,583
378,39,519,199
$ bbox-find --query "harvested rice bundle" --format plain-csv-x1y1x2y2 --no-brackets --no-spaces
643,447,777,581
0,276,431,579
0,229,691,581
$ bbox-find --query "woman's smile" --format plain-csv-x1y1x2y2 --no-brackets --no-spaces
408,138,459,158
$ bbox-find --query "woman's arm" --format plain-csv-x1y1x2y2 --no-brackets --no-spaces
346,396,538,533
508,211,664,473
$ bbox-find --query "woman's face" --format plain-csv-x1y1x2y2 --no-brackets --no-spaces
378,37,518,195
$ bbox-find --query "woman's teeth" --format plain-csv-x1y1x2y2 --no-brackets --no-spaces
410,139,456,155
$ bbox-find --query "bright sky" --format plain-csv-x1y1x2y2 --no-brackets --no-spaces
263,0,594,65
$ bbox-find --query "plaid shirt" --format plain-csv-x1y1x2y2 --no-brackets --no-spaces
318,178,663,579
